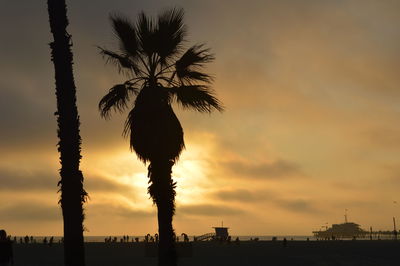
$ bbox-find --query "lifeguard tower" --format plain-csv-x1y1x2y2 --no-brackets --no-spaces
196,222,230,241
213,221,229,241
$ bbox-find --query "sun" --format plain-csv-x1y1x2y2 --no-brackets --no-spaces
84,138,215,208
172,149,214,206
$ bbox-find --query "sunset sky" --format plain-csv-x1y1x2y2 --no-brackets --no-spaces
1,0,400,237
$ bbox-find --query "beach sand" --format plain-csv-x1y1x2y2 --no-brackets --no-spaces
12,240,400,266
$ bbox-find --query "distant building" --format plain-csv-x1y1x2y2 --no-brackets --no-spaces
313,222,367,239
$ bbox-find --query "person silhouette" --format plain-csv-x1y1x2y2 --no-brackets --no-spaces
0,230,13,265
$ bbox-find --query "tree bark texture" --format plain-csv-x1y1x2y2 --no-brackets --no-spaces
47,1,86,265
148,160,177,266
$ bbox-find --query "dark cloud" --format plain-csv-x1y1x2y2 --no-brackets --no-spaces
212,189,272,202
0,168,132,194
363,128,400,149
222,159,302,179
0,169,57,191
85,175,133,193
1,0,400,234
0,202,154,224
274,199,320,214
0,202,60,222
178,204,244,216
212,188,321,214
0,87,56,150
88,203,154,219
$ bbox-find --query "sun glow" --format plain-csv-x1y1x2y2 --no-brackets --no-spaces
85,143,214,208
172,143,216,206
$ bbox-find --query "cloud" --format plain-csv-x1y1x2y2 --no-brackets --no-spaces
1,0,400,235
0,168,132,194
212,188,322,215
222,159,303,179
88,203,154,219
85,175,133,193
178,204,244,216
0,86,56,151
0,201,154,224
274,199,320,214
0,169,57,191
212,189,271,202
362,128,400,150
0,202,60,222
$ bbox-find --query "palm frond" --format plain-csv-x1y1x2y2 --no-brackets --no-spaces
98,47,139,74
136,11,157,57
175,44,214,83
156,8,186,65
110,15,138,58
177,70,213,84
99,83,139,118
175,44,214,69
110,14,139,58
168,85,223,112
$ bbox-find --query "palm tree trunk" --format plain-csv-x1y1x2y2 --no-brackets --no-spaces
47,1,86,265
148,160,177,266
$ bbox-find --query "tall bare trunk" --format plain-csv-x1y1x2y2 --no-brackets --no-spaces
148,160,177,266
47,1,86,265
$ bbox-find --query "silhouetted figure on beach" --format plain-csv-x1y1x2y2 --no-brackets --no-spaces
145,234,150,243
283,238,287,247
181,233,189,243
0,230,13,265
49,237,54,246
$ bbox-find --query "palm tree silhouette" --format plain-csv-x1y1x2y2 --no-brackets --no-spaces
98,8,222,266
47,1,87,265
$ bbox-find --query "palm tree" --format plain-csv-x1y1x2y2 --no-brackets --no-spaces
47,1,87,265
98,8,222,266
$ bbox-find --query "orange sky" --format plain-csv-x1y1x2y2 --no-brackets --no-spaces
1,0,400,236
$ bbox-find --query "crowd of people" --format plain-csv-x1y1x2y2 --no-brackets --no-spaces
104,233,191,243
10,235,59,245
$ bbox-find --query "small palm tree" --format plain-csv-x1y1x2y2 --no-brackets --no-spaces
98,8,222,266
